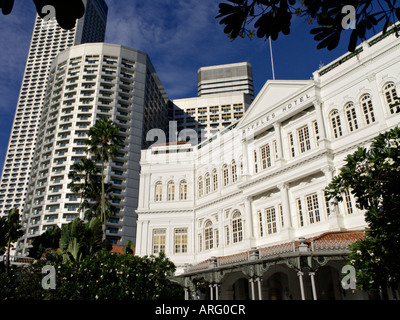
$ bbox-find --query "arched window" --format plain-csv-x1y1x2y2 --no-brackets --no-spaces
179,180,187,200
345,102,358,132
198,176,204,198
155,181,163,202
212,169,218,191
204,220,214,250
231,160,237,183
232,211,243,243
360,94,375,125
330,110,343,139
167,181,175,201
205,173,211,194
384,82,399,114
223,164,229,186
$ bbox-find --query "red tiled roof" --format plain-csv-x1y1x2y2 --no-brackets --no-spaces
309,230,366,244
111,245,135,255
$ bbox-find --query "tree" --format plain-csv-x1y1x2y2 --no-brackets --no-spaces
68,157,98,207
68,157,117,222
28,226,61,259
1,0,85,30
216,0,400,52
0,208,24,274
325,126,400,294
58,217,105,263
0,217,7,265
85,118,121,238
0,251,183,300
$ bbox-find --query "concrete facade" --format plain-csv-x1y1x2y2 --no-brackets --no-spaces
17,43,169,255
0,0,108,217
197,62,254,97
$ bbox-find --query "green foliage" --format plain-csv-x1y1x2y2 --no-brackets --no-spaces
0,251,183,300
326,126,400,291
28,226,61,259
0,217,7,256
68,158,117,223
84,118,121,236
0,208,24,273
216,0,400,52
58,218,105,263
123,240,134,255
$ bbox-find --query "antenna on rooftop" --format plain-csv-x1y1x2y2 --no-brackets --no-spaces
269,37,276,80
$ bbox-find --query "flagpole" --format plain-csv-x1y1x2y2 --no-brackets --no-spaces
269,36,276,80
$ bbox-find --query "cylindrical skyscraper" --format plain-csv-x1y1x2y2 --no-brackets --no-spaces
18,43,169,255
0,0,108,217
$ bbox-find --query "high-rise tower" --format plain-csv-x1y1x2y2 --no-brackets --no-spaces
18,43,169,255
0,0,108,217
197,62,254,97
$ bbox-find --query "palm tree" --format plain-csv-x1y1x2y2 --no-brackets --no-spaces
2,208,24,274
68,157,98,218
85,118,121,238
79,180,118,222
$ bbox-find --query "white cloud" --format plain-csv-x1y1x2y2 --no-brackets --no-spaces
104,0,249,99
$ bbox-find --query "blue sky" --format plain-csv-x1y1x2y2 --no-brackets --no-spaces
0,0,382,171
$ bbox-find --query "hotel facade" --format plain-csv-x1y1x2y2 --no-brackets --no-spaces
135,28,400,300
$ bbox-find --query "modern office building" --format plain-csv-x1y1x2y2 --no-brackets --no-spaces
0,0,108,217
17,43,169,255
172,93,253,143
135,28,400,300
172,62,254,144
197,62,254,97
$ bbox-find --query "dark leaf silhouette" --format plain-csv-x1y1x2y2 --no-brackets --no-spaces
1,0,85,30
217,0,400,52
0,0,14,15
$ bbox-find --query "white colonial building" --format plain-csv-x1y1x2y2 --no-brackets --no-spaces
136,27,400,300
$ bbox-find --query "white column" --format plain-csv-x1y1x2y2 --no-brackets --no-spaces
322,165,341,219
298,271,306,300
257,277,263,300
273,122,284,163
249,278,255,300
244,197,254,239
322,165,334,184
313,100,327,141
241,138,250,176
310,272,318,300
209,284,214,300
214,284,219,300
184,288,189,300
278,183,292,229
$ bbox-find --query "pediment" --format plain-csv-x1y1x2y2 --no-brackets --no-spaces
238,80,314,129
